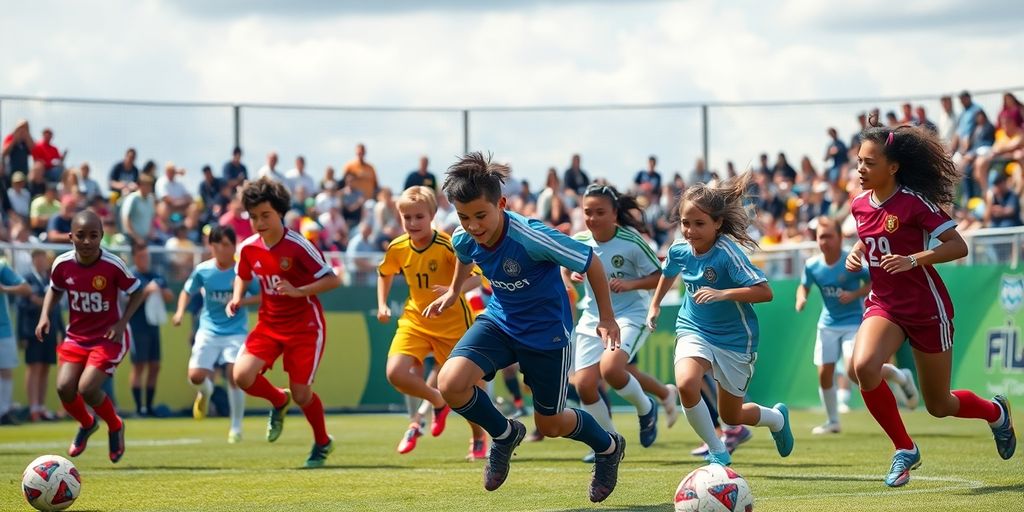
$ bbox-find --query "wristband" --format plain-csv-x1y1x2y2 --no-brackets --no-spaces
908,255,918,268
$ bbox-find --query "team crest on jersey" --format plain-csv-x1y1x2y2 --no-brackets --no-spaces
611,255,625,268
703,267,718,283
279,257,292,271
502,258,521,277
428,259,438,272
92,276,107,290
884,214,899,233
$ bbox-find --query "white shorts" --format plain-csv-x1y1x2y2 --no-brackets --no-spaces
0,336,16,370
814,325,858,366
574,324,650,372
189,332,246,371
674,333,756,398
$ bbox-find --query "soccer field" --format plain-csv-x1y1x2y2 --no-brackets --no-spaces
2,409,1021,511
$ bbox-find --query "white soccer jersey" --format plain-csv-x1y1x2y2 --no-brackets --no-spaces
573,227,661,335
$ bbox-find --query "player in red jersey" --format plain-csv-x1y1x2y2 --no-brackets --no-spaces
847,124,1016,487
227,178,342,468
36,210,145,463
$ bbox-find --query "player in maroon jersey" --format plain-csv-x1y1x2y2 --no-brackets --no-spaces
846,124,1016,487
35,210,146,463
227,178,342,468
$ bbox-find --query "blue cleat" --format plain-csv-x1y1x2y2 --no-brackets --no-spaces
638,397,659,448
705,450,732,466
884,445,922,487
991,395,1016,460
770,403,794,457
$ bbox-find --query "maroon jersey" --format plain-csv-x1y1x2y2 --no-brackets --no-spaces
50,249,140,345
236,229,334,328
851,187,957,333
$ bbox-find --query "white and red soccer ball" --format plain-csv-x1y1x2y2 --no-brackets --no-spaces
674,464,754,512
22,455,81,511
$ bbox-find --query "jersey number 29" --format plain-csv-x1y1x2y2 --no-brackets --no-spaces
864,236,891,267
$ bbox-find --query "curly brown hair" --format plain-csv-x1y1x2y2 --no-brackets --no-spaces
241,177,291,217
860,125,960,206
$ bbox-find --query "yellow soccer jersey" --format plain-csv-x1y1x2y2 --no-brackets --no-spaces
378,230,474,339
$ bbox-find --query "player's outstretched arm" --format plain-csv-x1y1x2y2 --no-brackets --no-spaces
172,290,191,326
586,257,621,348
35,287,63,341
880,227,967,274
377,272,394,323
226,276,248,317
646,273,677,330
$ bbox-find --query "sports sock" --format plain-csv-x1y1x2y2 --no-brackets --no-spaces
242,375,288,408
452,386,512,440
700,388,721,429
861,382,914,450
145,387,156,413
820,386,839,424
94,396,123,431
685,398,726,453
593,386,607,413
228,385,246,432
131,386,143,415
194,378,214,398
62,394,94,428
951,390,1001,424
417,398,433,419
882,364,907,385
837,388,851,407
582,396,615,432
301,393,330,445
614,374,652,416
504,375,522,401
0,378,12,415
404,394,419,420
563,408,614,453
755,405,784,432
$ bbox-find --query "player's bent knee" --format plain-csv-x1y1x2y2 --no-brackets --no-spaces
290,387,313,406
55,382,78,402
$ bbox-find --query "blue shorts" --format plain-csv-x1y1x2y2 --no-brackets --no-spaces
449,316,571,416
129,327,161,363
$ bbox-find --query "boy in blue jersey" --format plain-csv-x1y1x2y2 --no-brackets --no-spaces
424,153,626,503
172,226,260,443
648,176,793,467
796,217,918,434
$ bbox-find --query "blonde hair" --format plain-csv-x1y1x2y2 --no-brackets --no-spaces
397,186,438,216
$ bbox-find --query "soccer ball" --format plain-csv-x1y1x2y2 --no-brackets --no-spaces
674,464,754,512
22,455,81,511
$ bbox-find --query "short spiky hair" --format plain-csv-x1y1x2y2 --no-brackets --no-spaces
443,152,509,205
242,177,291,217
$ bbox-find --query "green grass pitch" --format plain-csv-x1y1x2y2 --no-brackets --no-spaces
1,408,1021,511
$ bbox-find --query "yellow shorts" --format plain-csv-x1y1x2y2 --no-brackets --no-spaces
388,325,460,366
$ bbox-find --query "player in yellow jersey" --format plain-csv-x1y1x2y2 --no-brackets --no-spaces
377,186,487,459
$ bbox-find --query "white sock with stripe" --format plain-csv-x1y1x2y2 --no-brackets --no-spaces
614,374,652,416
820,386,839,424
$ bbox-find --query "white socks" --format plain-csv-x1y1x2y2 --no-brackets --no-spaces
195,378,214,398
615,374,653,416
582,396,615,432
882,364,907,385
820,386,839,424
756,405,785,432
684,398,726,453
228,385,246,432
404,394,421,421
0,378,12,415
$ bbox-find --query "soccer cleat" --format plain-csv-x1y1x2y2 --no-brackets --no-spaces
638,396,659,448
68,416,99,458
705,450,732,466
109,422,126,463
690,442,710,457
397,423,423,454
304,435,335,468
722,425,752,454
484,420,526,491
466,438,487,461
900,369,919,410
811,422,841,435
991,395,1016,460
889,380,909,409
431,405,451,437
228,430,242,444
884,445,922,487
193,391,209,420
661,385,680,428
581,451,596,463
589,432,626,503
770,403,794,457
838,402,851,414
266,389,292,443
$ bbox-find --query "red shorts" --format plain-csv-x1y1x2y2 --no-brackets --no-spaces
864,304,953,353
58,337,130,375
241,315,326,385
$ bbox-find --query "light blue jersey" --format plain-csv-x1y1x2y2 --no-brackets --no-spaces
453,211,593,350
801,250,869,327
662,236,767,354
0,263,24,339
183,259,259,337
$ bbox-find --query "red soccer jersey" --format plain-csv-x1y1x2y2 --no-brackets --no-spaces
50,249,140,344
851,187,957,324
236,229,334,328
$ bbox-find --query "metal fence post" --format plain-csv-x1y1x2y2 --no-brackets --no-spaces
233,105,241,150
701,104,709,167
462,109,470,155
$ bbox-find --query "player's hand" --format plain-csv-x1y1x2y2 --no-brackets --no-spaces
837,291,857,304
646,306,660,330
597,317,621,350
430,284,450,296
692,287,726,304
423,291,457,318
880,254,913,274
845,249,864,272
225,298,241,318
171,311,184,326
570,272,585,283
609,278,631,293
377,305,392,324
274,279,304,297
35,318,50,341
105,322,127,345
795,296,806,312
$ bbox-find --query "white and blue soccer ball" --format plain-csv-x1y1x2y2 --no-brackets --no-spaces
674,464,754,512
22,455,81,511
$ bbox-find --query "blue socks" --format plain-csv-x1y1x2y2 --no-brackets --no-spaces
452,386,510,439
564,408,613,453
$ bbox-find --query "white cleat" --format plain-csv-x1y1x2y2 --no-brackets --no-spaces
900,368,919,411
662,385,680,428
811,422,841,435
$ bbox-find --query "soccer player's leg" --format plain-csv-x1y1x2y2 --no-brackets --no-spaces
813,327,842,434
187,331,220,421
233,329,290,442
79,360,125,463
387,329,450,438
675,335,729,464
55,352,97,458
281,327,332,468
601,325,657,447
220,336,248,443
626,358,679,429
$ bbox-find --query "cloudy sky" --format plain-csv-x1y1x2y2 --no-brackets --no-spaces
2,0,1022,192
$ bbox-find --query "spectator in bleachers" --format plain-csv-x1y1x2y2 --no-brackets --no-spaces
757,152,772,177
101,216,127,248
688,157,712,185
218,192,253,240
799,181,830,226
999,92,1023,131
885,111,899,127
773,152,797,183
156,163,192,217
535,168,561,223
257,151,285,182
985,172,1022,228
165,225,197,280
754,172,785,219
121,173,157,245
634,155,662,197
29,183,59,236
7,172,30,220
109,148,140,197
19,249,62,422
290,185,312,218
509,179,537,217
315,178,338,215
340,172,365,229
3,120,33,178
9,217,37,274
210,180,233,219
371,187,401,245
31,128,66,182
914,106,938,135
403,155,437,191
317,203,348,252
433,189,458,233
938,96,957,150
797,156,818,186
45,195,75,242
824,127,848,183
321,166,339,192
127,242,173,417
562,153,590,197
964,110,996,195
343,143,378,200
899,103,916,126
952,90,984,155
77,163,101,203
345,221,379,286
223,146,247,191
638,190,668,248
662,173,685,210
975,112,1024,194
287,155,316,196
197,165,222,211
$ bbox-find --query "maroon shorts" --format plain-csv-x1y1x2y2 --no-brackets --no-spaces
863,304,952,353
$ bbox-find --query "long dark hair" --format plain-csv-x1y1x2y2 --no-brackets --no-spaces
861,123,959,206
583,184,646,233
678,173,759,251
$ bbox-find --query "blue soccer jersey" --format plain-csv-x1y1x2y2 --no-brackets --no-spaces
183,259,259,337
662,236,767,354
452,211,593,350
0,262,25,339
801,250,870,327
